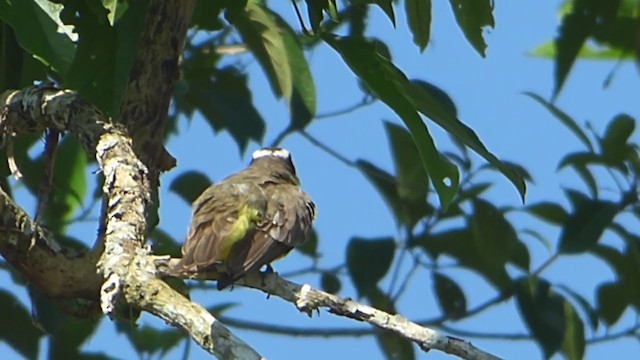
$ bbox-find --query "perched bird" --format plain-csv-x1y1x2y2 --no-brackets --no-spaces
172,147,316,290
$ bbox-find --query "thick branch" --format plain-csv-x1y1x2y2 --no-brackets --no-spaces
0,86,263,359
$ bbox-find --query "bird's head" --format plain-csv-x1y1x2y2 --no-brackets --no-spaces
250,147,299,184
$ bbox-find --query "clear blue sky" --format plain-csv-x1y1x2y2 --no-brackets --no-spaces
1,1,639,359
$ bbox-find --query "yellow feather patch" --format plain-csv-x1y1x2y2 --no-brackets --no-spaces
219,206,260,260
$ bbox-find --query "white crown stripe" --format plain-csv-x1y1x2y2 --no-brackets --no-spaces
252,148,291,160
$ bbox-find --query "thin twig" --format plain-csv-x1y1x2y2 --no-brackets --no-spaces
315,96,375,119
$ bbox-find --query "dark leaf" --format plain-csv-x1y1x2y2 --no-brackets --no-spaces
367,287,415,360
525,92,593,151
410,80,526,202
48,311,103,359
180,67,265,152
525,202,568,225
325,35,460,209
169,170,211,204
471,198,517,265
0,290,42,359
190,0,226,30
346,237,395,297
321,272,341,294
149,227,182,257
356,160,433,228
558,199,619,253
404,0,431,51
600,113,635,167
557,285,599,331
207,303,239,316
510,239,530,271
448,0,494,57
432,272,467,319
352,0,395,26
554,0,619,97
596,281,629,326
65,0,148,115
515,278,566,358
117,323,183,358
296,228,319,258
412,228,511,290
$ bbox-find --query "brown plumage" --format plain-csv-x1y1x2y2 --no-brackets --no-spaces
171,148,316,290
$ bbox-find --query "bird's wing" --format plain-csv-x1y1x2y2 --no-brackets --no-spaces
218,184,315,288
173,182,266,274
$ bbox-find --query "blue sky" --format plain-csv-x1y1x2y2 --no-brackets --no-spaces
2,1,639,359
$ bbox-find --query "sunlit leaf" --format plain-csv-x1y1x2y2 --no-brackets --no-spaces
228,2,292,101
561,299,586,360
557,284,599,331
269,11,316,130
0,0,75,76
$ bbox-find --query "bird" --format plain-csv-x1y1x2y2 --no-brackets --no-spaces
171,147,316,290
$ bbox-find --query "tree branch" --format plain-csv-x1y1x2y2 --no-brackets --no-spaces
0,86,264,359
159,260,503,360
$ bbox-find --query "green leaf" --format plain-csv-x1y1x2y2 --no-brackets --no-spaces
521,228,553,252
404,0,431,51
596,281,629,326
44,136,88,233
296,228,319,258
413,228,511,290
269,11,316,130
0,290,42,359
320,272,341,294
600,113,635,167
367,287,415,360
410,80,526,202
385,121,429,211
530,40,635,60
510,239,531,271
179,67,265,152
64,0,147,116
228,2,292,101
149,227,181,257
0,0,75,76
356,160,433,228
325,35,460,209
525,202,568,225
346,237,395,297
557,284,599,331
353,0,395,27
432,272,467,319
448,0,494,57
190,0,226,30
471,198,517,265
169,170,211,204
525,92,593,151
515,278,566,358
553,0,620,97
117,324,183,358
561,300,586,360
558,199,619,253
0,25,48,90
48,312,104,359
